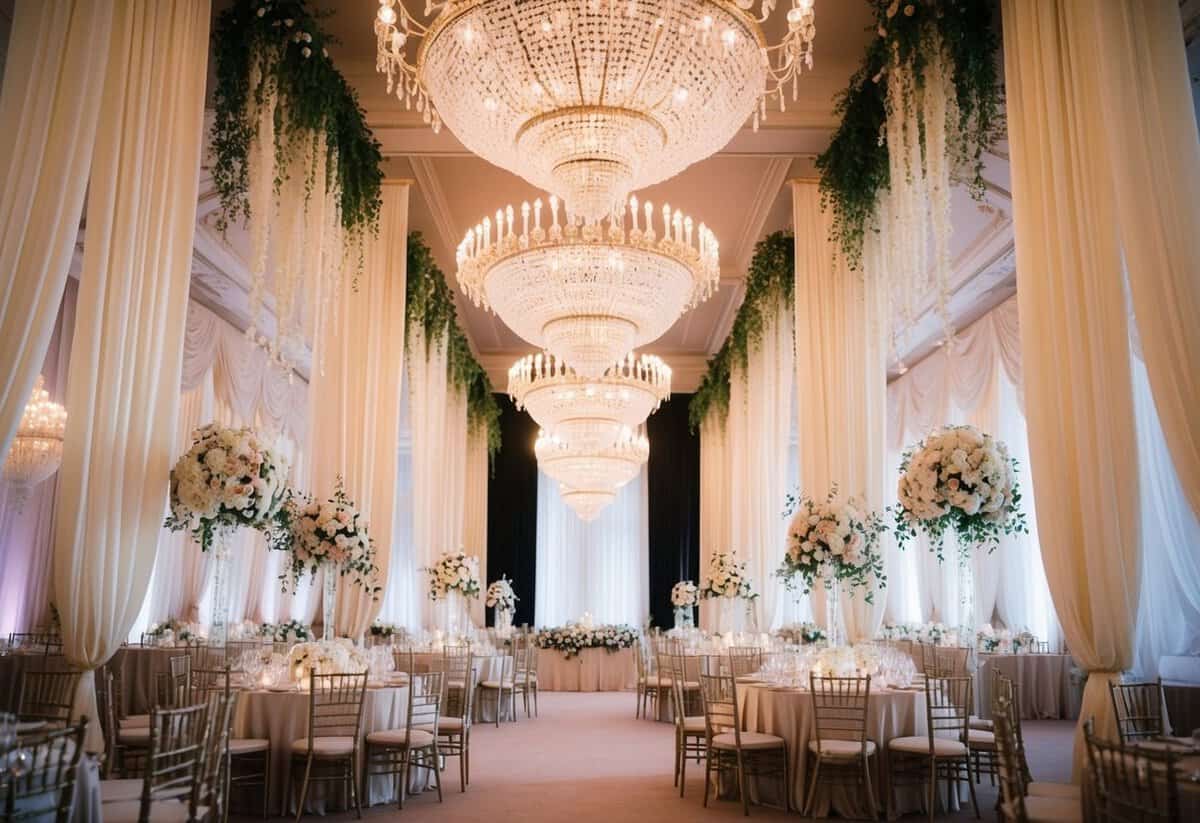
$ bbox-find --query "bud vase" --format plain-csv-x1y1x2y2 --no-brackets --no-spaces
824,579,844,648
208,522,237,646
322,561,338,641
673,606,694,630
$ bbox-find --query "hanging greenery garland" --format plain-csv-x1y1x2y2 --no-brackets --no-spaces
688,231,795,430
406,233,502,456
211,0,384,372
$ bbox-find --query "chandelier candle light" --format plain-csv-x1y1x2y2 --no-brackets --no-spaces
2,376,67,512
535,427,649,521
457,196,718,377
376,0,816,221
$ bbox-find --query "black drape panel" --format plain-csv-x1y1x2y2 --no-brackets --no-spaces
646,393,700,629
486,395,539,627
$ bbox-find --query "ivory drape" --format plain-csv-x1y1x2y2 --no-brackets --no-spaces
52,0,210,751
308,182,409,639
463,428,489,627
791,180,889,643
0,1,110,464
697,412,732,633
1002,0,1143,778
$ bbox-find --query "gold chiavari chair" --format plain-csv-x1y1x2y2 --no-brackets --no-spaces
728,647,763,678
634,637,651,718
195,692,237,823
222,641,264,669
1084,716,1180,823
6,632,61,655
16,669,80,731
699,672,790,815
392,647,415,678
990,673,1079,801
699,654,728,677
887,675,979,822
1110,679,1167,743
476,652,515,728
192,666,271,821
188,644,227,674
365,670,445,809
0,717,87,823
515,634,540,718
508,632,530,721
931,645,970,678
993,697,1083,822
803,673,878,819
667,650,705,797
284,672,368,822
425,651,474,791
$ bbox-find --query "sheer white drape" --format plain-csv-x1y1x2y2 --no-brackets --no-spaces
535,469,649,627
0,1,109,463
378,384,418,629
464,428,489,626
52,0,210,751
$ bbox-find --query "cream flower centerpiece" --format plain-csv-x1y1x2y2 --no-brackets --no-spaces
426,551,482,601
486,575,519,635
670,580,699,629
700,551,756,601
776,486,888,603
288,638,369,684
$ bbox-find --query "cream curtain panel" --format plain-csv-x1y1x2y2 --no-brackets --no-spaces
1002,0,1144,778
308,182,409,638
791,180,889,643
463,428,489,626
52,0,210,751
0,1,110,463
697,413,732,633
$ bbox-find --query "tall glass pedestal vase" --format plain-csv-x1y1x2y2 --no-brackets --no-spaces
496,607,514,637
673,606,695,631
322,561,338,641
715,597,745,636
207,523,237,646
957,549,975,645
439,590,472,638
824,579,844,649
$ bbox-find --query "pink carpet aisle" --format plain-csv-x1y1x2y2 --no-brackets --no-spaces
228,691,1076,822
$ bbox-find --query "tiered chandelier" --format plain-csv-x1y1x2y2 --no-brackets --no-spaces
536,428,650,521
2,376,67,511
376,0,817,221
457,195,718,378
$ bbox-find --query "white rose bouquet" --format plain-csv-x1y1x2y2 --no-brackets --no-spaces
671,580,699,608
145,618,201,645
272,479,380,598
700,551,757,600
776,622,826,644
288,638,369,678
165,423,288,550
425,551,482,600
485,576,518,612
535,623,639,659
896,425,1027,560
259,620,311,643
776,486,888,603
878,622,916,640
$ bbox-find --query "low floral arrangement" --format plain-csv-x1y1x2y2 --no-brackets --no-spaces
878,622,916,640
485,576,518,612
165,424,289,550
776,622,826,645
425,551,482,601
976,624,1010,653
1013,630,1037,653
700,551,757,600
777,486,889,603
272,479,380,598
369,620,401,639
535,623,639,659
917,622,949,645
671,580,699,608
259,620,311,643
896,425,1027,561
145,619,201,645
287,638,369,678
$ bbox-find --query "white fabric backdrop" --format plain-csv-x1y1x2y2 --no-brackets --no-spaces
535,469,649,627
463,428,489,627
52,0,210,751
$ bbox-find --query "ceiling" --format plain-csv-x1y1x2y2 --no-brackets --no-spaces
202,0,1017,389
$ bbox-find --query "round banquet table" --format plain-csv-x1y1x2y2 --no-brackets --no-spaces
231,680,430,815
536,647,637,692
734,682,931,818
976,653,1077,720
5,744,101,823
410,652,512,722
0,646,184,717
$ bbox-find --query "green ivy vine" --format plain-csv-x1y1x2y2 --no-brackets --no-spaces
815,0,1002,267
406,233,502,456
211,0,383,239
688,231,795,430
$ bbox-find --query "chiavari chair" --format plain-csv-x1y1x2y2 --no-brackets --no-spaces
803,673,878,818
364,670,445,809
887,675,979,822
425,651,475,791
1084,716,1180,823
392,647,416,678
993,698,1083,822
476,652,516,727
515,633,540,718
192,666,271,820
728,646,763,678
284,672,368,822
1109,679,1167,744
509,632,530,721
634,637,651,718
0,717,87,823
992,675,1080,802
931,645,970,677
6,633,61,655
699,672,790,814
667,650,705,796
16,670,80,732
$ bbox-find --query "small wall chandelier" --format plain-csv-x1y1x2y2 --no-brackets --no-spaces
458,194,718,377
2,376,67,511
376,0,817,220
536,427,649,520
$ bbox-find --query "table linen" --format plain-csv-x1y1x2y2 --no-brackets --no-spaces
537,648,636,692
976,653,1076,720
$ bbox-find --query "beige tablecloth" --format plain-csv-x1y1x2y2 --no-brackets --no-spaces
537,647,637,692
736,683,930,818
976,653,1077,720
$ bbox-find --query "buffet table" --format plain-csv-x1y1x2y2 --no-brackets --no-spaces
976,653,1077,720
537,647,637,692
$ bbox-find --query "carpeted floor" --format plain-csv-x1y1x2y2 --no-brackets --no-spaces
233,690,1075,822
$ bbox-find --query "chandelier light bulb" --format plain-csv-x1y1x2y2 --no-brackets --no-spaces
2,375,67,512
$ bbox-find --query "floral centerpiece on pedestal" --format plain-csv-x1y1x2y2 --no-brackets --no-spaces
670,580,699,629
776,622,826,645
145,619,202,646
485,576,518,635
288,638,370,683
426,551,481,637
534,623,639,659
259,620,311,643
701,551,758,635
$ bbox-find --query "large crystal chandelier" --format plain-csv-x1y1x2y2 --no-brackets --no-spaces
458,195,718,377
2,376,67,511
376,0,817,220
509,351,670,451
536,427,649,520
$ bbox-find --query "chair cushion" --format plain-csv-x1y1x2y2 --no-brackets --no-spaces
711,731,786,751
100,778,143,804
101,799,193,823
969,716,994,731
644,675,672,688
416,717,464,734
119,714,150,729
365,728,436,749
290,736,356,757
1024,795,1083,823
682,716,706,733
1028,781,1082,799
887,735,968,757
968,729,997,749
117,727,151,745
478,680,513,690
808,738,877,758
228,737,270,755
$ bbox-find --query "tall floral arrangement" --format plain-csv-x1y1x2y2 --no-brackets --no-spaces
700,552,757,600
671,581,699,608
895,425,1027,560
425,551,482,601
485,576,518,612
165,424,289,550
272,480,380,597
776,487,888,603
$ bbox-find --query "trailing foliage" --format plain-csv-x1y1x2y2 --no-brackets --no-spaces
211,0,383,238
688,231,795,430
406,233,502,456
815,0,1002,267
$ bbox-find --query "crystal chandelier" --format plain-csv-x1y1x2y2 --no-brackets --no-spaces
2,375,67,511
375,0,817,220
536,428,649,520
509,351,670,451
458,194,718,377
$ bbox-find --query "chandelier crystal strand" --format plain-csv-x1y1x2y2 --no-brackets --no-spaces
375,0,817,220
458,195,718,377
509,351,670,451
2,376,67,512
535,426,650,520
